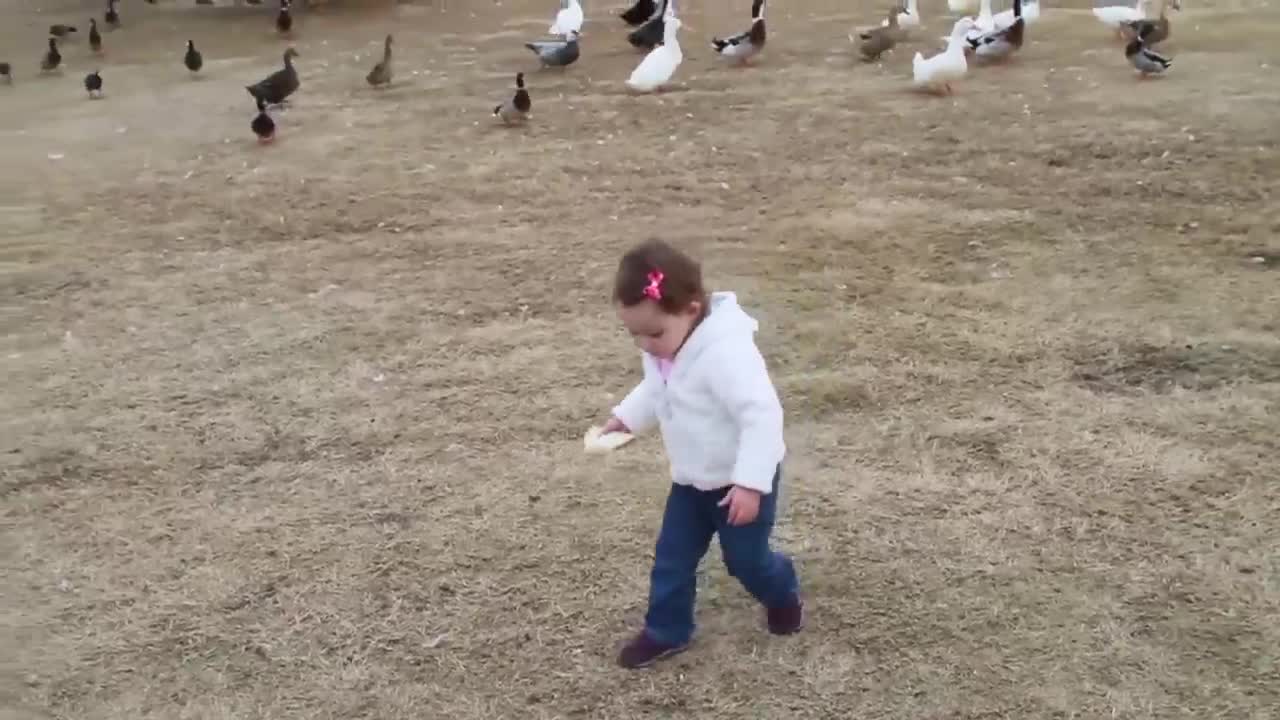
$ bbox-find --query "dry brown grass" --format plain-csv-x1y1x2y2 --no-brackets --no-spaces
3,0,1279,718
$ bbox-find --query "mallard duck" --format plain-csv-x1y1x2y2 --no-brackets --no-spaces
105,0,119,27
549,0,584,37
1126,35,1171,76
367,34,393,87
628,0,669,50
1124,0,1178,45
41,39,61,73
493,72,532,125
857,6,901,61
712,0,766,64
525,30,580,68
277,0,293,35
1095,0,1152,39
49,24,77,38
968,0,1025,60
620,0,657,26
252,97,276,142
246,48,300,106
185,40,203,73
913,17,976,94
882,0,920,30
84,70,103,98
1,62,12,84
89,20,102,53
994,0,1041,27
627,12,683,91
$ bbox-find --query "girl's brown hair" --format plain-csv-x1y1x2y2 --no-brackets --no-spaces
613,239,708,314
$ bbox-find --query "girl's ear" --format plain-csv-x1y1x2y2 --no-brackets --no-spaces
684,299,703,318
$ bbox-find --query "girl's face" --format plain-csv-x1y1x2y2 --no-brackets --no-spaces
617,300,703,360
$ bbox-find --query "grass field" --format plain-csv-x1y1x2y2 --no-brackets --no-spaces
3,0,1278,718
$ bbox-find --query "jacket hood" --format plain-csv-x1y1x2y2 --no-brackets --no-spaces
676,291,758,365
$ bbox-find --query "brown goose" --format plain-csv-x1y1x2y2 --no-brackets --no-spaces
493,72,531,126
366,35,393,87
90,19,102,53
276,0,293,35
246,48,300,106
41,39,62,73
712,0,766,64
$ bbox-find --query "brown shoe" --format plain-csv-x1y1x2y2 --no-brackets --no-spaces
767,597,804,635
617,631,690,669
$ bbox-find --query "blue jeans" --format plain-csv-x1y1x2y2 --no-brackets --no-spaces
644,467,800,646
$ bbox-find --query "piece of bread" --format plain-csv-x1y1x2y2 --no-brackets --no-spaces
583,425,636,453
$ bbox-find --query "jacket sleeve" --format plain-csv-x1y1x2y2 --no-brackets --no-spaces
611,361,661,434
705,340,786,495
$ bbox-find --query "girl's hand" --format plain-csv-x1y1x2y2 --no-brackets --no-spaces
602,416,629,434
717,486,761,526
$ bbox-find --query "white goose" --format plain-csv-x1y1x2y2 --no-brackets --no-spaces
549,0,584,37
882,0,921,29
1094,0,1152,38
968,0,996,38
914,17,977,94
626,12,684,92
994,0,1041,27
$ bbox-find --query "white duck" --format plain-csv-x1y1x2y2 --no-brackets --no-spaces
881,0,920,29
914,17,976,94
549,0,584,37
994,0,1041,27
948,0,979,13
626,12,684,92
1094,0,1152,38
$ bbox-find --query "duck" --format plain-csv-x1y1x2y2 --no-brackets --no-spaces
493,72,532,125
549,0,584,37
968,0,1025,60
1094,0,1152,39
252,97,276,142
105,0,119,27
84,70,103,98
628,0,669,50
1,62,12,84
948,0,979,13
1123,0,1178,45
620,0,657,26
525,30,581,69
626,12,683,92
712,0,766,64
185,40,203,73
1125,34,1172,76
993,0,1041,27
89,19,102,53
881,0,920,30
857,6,901,62
246,47,300,107
367,34,393,87
49,24,77,38
913,17,976,94
277,0,293,35
41,39,61,73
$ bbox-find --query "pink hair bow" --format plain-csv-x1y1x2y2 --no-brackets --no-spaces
643,271,664,301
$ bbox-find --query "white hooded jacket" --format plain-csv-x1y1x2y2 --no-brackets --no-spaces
612,292,786,495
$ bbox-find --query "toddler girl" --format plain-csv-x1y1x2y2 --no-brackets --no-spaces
602,239,803,669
